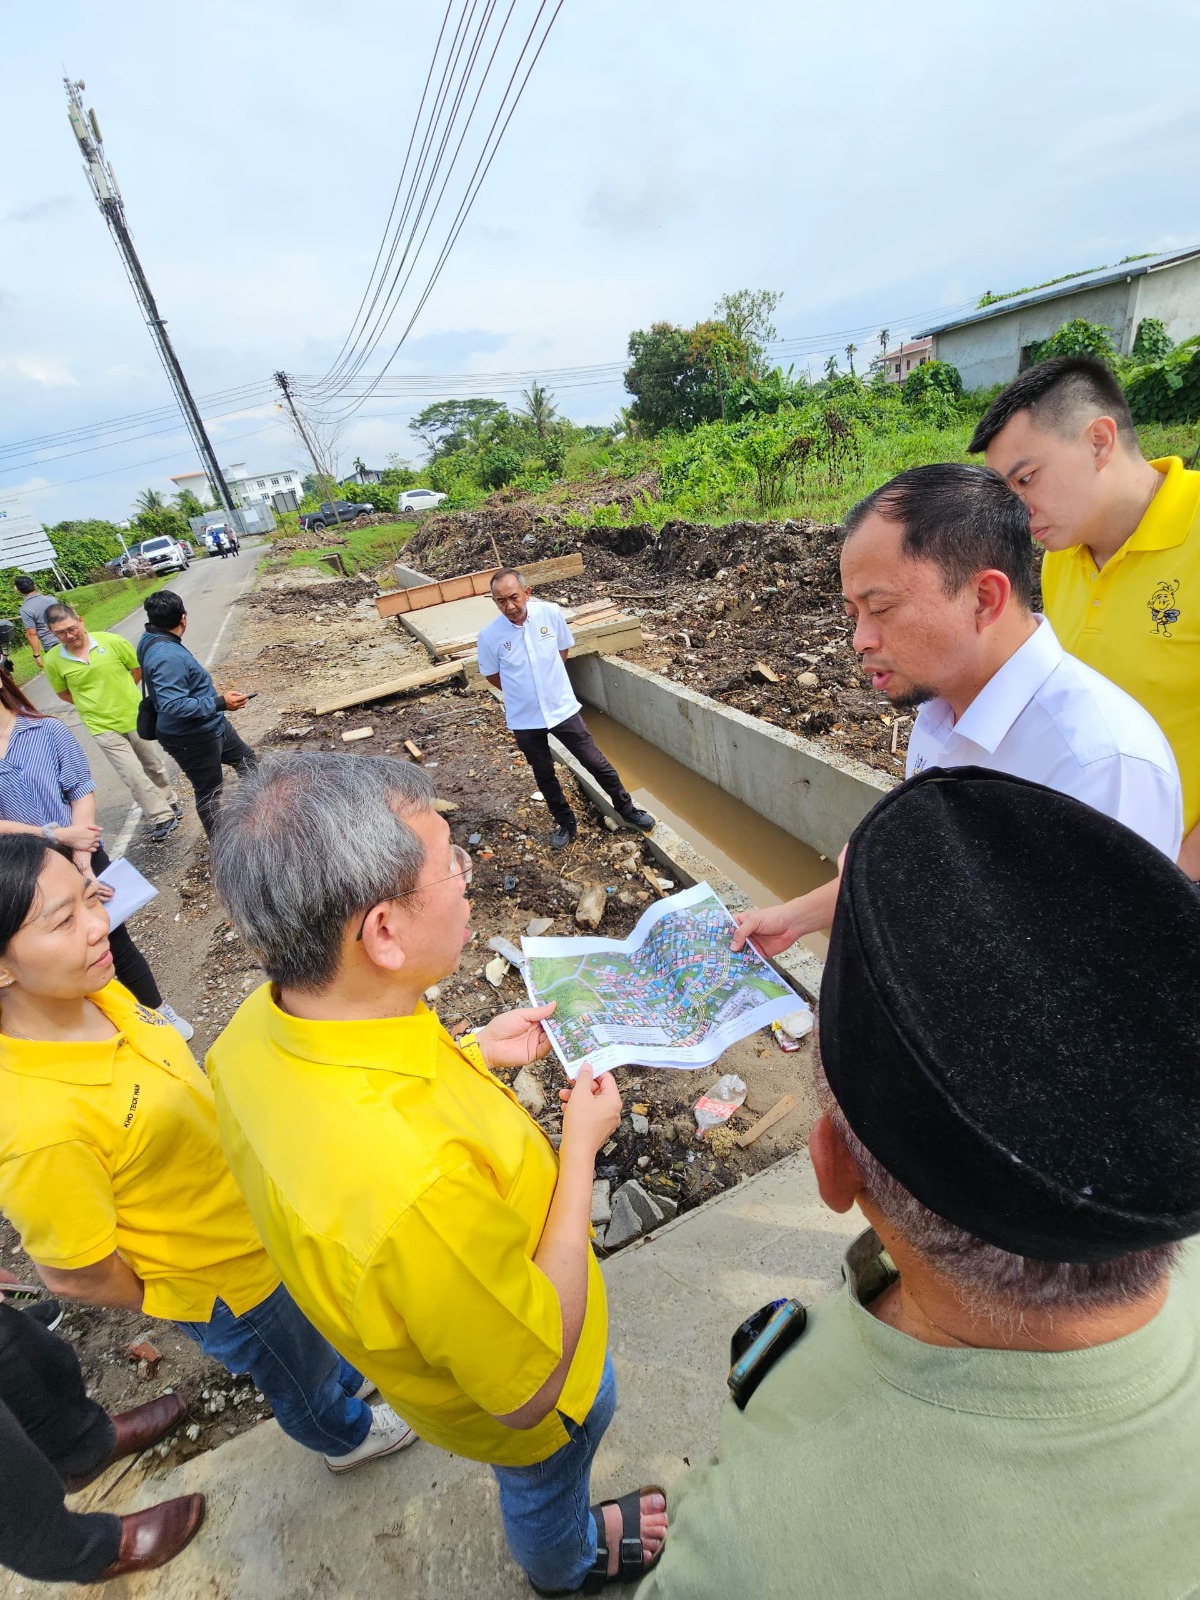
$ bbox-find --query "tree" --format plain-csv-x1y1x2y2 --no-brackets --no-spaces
409,398,508,458
520,382,558,439
134,487,166,515
623,320,751,434
172,488,208,519
823,354,839,381
845,343,858,377
714,289,782,372
878,328,890,356
352,455,368,478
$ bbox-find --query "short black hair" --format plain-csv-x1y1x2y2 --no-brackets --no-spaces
43,603,77,627
145,589,186,629
489,567,526,591
13,576,36,595
843,463,1034,608
968,356,1137,454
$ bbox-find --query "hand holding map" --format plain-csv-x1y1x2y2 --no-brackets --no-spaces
522,883,804,1079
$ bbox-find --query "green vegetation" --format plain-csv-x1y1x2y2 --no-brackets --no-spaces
976,253,1154,309
270,520,416,576
3,574,168,686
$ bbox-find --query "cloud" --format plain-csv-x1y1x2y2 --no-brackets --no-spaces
1055,101,1195,163
0,356,80,388
5,196,77,224
585,148,701,236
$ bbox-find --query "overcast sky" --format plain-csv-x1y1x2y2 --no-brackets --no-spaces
3,0,1199,526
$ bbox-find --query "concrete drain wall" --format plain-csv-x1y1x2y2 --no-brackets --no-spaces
544,656,891,1001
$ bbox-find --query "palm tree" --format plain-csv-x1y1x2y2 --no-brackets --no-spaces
845,343,858,377
878,328,890,355
520,382,558,439
134,487,166,515
823,354,839,382
352,455,368,478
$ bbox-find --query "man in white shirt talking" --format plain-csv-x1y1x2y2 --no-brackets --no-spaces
733,463,1183,958
478,570,655,849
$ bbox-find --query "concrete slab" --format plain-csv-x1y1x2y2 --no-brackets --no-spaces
24,1156,860,1600
400,594,497,652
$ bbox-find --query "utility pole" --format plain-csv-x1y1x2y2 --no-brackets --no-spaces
273,371,343,522
64,78,238,522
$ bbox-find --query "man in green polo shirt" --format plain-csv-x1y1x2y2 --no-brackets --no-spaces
43,603,180,842
970,356,1200,878
640,770,1200,1600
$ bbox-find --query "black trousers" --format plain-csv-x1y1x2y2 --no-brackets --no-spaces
160,717,258,840
513,712,632,829
93,846,162,1010
0,1303,121,1584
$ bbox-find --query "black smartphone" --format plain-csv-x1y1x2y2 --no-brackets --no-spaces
727,1298,807,1409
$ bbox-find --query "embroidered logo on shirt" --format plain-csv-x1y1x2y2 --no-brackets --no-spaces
135,1004,167,1029
503,640,512,652
912,753,927,773
1148,579,1181,637
123,1083,140,1128
539,626,549,636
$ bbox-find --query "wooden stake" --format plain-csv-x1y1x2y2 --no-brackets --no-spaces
313,660,465,715
736,1094,797,1148
403,739,424,761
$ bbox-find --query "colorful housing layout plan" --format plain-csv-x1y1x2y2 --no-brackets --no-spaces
522,882,800,1077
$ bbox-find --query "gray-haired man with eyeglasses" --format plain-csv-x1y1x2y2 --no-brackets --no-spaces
205,752,668,1592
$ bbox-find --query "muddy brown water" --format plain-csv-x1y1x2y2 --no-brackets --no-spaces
584,708,836,958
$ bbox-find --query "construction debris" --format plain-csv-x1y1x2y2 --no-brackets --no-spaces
575,885,608,929
736,1094,798,1148
341,726,373,743
313,659,466,716
374,552,585,619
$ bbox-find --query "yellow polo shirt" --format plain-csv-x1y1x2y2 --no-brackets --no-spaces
1042,456,1200,834
207,986,609,1468
0,982,280,1322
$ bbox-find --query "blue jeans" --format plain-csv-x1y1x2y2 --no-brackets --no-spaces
176,1283,372,1456
492,1353,618,1593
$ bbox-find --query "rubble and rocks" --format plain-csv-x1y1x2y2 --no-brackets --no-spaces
513,1067,547,1116
575,885,608,929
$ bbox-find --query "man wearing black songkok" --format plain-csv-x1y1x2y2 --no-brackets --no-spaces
641,768,1200,1600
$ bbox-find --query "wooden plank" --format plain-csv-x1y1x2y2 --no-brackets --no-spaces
641,866,667,899
432,605,629,661
403,739,424,762
313,659,465,716
736,1094,797,1149
341,726,374,743
462,618,643,686
374,551,585,619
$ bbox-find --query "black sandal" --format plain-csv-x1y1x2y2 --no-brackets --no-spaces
531,1486,668,1595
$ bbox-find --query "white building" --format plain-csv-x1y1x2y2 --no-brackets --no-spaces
170,461,304,510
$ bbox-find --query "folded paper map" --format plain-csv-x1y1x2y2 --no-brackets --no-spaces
522,882,801,1078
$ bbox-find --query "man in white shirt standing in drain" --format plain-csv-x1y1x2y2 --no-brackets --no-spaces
478,569,655,849
733,463,1183,960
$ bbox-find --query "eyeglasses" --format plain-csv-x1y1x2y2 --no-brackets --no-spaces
355,845,474,940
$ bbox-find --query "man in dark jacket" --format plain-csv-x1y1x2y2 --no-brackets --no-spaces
137,590,257,838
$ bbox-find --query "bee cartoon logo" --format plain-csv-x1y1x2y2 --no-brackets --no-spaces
1148,579,1181,638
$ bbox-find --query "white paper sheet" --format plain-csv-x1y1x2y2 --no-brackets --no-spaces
522,882,803,1078
97,857,158,930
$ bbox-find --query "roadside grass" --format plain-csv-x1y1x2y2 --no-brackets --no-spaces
270,521,416,580
7,575,169,687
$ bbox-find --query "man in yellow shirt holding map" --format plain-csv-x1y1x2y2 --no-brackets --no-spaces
972,355,1200,877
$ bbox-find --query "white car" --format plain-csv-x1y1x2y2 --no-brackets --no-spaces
396,488,447,513
138,536,190,574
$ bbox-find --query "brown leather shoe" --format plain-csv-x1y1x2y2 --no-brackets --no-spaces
62,1391,188,1492
98,1493,206,1577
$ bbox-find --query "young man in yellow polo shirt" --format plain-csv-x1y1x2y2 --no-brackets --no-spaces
971,356,1200,877
0,835,416,1490
208,751,668,1594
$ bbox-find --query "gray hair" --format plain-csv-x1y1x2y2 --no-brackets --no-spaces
812,1039,1177,1316
489,567,526,590
44,603,79,626
211,751,436,991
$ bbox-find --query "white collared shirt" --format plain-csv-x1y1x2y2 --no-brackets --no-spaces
477,598,581,731
906,617,1183,857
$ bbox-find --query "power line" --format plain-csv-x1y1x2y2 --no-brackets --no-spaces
0,380,275,462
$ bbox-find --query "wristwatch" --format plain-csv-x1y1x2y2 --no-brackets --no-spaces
41,824,59,843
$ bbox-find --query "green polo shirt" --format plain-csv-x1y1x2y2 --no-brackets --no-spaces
43,631,141,735
640,1230,1200,1600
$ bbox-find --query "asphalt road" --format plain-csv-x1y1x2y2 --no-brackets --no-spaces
24,541,264,843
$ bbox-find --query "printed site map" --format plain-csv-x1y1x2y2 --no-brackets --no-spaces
521,883,800,1077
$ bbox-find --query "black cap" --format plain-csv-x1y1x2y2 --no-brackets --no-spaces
819,767,1200,1262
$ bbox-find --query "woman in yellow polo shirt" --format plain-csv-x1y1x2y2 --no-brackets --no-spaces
0,834,414,1473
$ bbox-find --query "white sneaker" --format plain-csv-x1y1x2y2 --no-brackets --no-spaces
158,1003,195,1042
353,1378,379,1401
324,1404,417,1473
